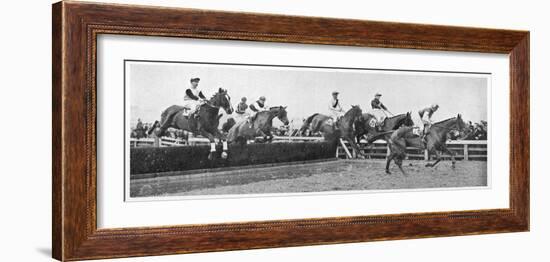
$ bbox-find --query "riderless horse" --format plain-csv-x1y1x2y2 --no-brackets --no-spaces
385,114,466,175
227,106,289,145
148,88,233,160
300,105,364,157
355,112,414,144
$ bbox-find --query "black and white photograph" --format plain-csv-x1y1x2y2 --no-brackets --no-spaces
126,60,489,199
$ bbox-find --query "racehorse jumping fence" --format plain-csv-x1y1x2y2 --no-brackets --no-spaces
337,140,487,161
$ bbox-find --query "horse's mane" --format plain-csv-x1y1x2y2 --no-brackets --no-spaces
208,90,220,100
432,117,457,126
251,106,286,124
387,113,407,120
208,89,230,101
253,106,284,120
388,113,410,129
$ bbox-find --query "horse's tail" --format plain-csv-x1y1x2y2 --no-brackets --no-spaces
147,120,159,135
147,106,180,136
305,113,319,125
299,113,319,134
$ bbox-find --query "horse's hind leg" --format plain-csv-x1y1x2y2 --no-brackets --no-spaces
385,153,394,174
442,146,456,168
395,158,408,176
346,137,365,158
426,150,442,168
213,129,229,159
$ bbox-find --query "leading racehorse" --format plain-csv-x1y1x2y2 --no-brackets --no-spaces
148,88,233,160
227,106,289,145
386,114,466,175
300,105,364,157
355,112,414,144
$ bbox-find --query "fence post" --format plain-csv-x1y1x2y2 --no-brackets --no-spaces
464,144,469,161
339,139,352,159
424,150,429,160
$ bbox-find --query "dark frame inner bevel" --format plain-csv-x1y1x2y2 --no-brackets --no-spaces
52,1,529,261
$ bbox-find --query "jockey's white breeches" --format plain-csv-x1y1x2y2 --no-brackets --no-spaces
182,99,201,115
329,110,344,120
421,114,432,125
421,115,432,133
233,112,249,124
370,109,386,122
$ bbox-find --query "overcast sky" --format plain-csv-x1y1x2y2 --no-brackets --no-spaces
127,61,488,128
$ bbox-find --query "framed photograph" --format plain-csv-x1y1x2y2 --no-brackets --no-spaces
52,1,529,261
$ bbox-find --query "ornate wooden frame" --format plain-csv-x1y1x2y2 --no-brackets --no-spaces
52,1,529,261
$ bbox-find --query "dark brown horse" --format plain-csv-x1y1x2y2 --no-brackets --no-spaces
299,113,341,141
300,105,363,157
227,106,289,145
148,88,233,160
355,112,414,144
386,114,466,175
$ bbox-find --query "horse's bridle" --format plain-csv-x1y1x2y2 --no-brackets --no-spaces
203,93,229,111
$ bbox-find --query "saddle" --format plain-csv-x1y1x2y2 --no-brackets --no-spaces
375,118,386,131
180,106,200,120
180,106,191,116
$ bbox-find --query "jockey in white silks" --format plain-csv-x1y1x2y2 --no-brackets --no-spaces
182,77,207,117
328,91,344,120
418,104,439,139
247,96,269,125
370,93,390,131
233,97,249,124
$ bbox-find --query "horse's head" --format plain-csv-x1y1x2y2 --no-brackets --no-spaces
393,112,414,128
210,88,233,114
456,114,466,132
404,112,415,126
346,105,363,122
271,106,289,125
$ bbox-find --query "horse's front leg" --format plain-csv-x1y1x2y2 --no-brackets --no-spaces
395,157,408,176
256,129,268,143
385,153,394,174
199,130,217,161
265,130,274,143
426,150,442,168
442,146,456,168
213,129,229,159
